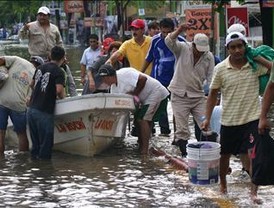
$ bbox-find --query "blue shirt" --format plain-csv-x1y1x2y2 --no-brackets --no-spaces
146,33,185,87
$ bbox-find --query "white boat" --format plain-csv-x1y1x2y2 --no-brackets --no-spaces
6,93,135,157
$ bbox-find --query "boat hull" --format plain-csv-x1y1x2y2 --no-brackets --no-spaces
7,93,135,157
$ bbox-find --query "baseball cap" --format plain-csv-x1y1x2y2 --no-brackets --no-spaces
225,31,248,47
30,56,45,66
130,19,145,29
193,33,210,52
97,64,116,77
102,37,114,51
37,6,51,15
227,23,246,36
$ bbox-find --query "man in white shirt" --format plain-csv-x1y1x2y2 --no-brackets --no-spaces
96,64,169,154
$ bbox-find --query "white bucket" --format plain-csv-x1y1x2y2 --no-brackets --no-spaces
187,141,221,185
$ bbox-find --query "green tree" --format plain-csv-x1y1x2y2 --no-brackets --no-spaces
0,1,50,26
110,0,166,39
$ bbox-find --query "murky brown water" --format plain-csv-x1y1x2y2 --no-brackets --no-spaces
1,44,274,207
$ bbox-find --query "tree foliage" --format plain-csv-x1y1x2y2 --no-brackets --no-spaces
110,0,166,39
128,0,167,11
202,0,245,12
0,1,51,26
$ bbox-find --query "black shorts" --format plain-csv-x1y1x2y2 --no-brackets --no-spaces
220,120,259,155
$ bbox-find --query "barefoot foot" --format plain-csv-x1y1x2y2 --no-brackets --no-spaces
251,194,263,205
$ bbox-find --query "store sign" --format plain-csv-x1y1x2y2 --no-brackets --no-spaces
138,8,145,16
184,8,217,41
64,0,84,13
226,7,249,36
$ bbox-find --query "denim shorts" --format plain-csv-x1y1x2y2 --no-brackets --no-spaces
0,105,27,132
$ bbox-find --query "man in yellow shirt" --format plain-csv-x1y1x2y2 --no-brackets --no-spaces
107,19,152,75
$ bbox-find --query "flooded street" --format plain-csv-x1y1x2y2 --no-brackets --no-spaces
2,107,274,207
1,44,274,207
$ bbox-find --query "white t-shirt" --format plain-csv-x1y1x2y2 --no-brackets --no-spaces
111,67,169,105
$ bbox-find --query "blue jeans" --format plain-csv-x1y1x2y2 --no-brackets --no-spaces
27,108,54,159
0,105,26,132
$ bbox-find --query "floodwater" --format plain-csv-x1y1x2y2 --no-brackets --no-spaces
1,44,274,207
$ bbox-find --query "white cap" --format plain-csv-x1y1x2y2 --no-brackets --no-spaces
37,6,50,15
227,23,246,36
225,31,248,47
193,33,210,52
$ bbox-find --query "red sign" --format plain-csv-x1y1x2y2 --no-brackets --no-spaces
64,0,84,13
226,7,249,36
185,8,217,41
263,0,274,7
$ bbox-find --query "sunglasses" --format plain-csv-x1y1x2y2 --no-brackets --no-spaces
90,40,98,43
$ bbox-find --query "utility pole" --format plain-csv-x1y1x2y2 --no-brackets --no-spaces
259,0,274,47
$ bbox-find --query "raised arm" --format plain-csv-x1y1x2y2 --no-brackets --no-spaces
169,23,189,40
18,23,30,40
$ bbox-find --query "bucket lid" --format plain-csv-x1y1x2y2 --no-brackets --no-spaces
187,141,220,149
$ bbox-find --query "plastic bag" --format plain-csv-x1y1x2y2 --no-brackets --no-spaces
251,131,274,185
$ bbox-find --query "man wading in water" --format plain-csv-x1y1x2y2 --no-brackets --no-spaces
202,32,272,204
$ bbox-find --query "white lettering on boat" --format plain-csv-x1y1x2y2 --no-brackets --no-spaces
94,119,114,131
55,118,86,132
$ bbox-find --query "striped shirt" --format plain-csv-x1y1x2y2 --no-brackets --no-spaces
210,56,268,126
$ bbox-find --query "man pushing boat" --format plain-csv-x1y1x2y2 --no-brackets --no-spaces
96,64,169,154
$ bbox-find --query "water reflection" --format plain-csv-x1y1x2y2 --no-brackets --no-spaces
2,135,274,207
1,137,224,208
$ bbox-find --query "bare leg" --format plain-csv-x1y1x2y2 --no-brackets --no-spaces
17,131,29,152
250,183,263,204
0,130,5,155
239,153,250,174
219,154,231,194
138,120,151,154
249,153,263,204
